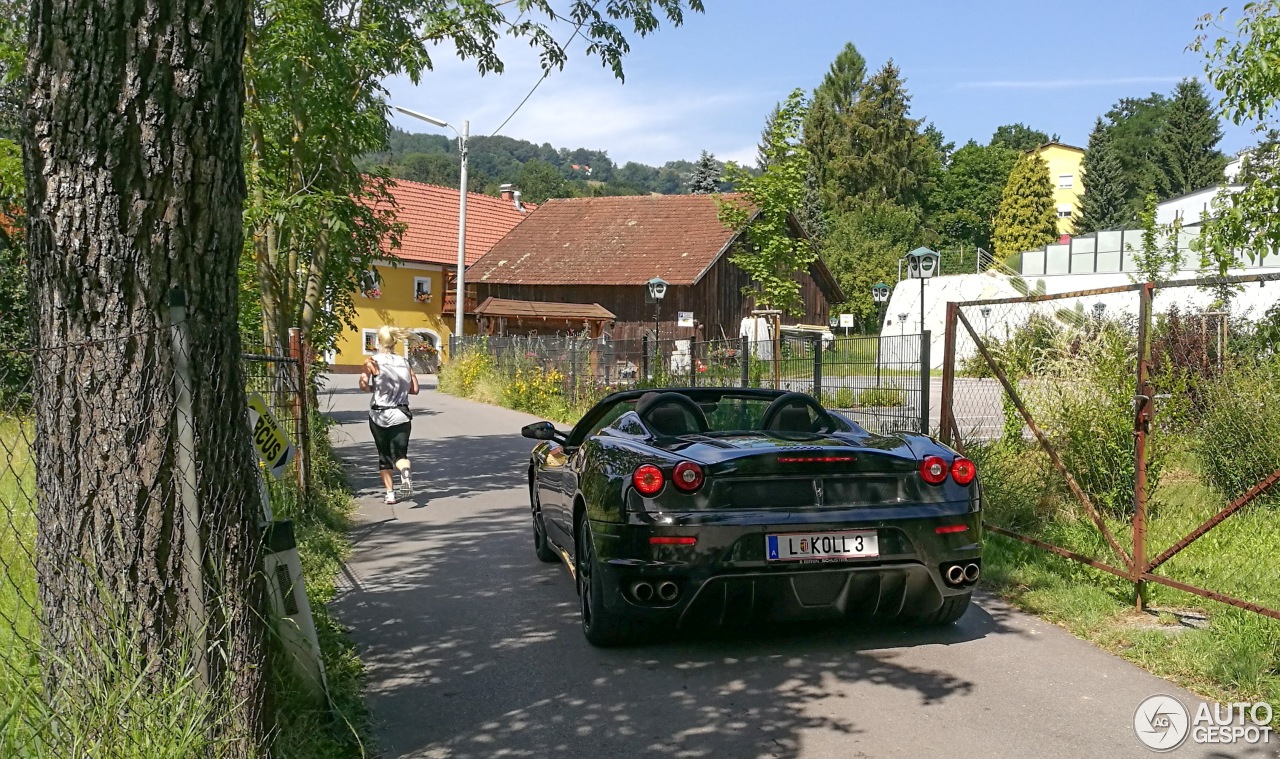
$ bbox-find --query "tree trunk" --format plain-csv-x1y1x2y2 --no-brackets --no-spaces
23,0,265,750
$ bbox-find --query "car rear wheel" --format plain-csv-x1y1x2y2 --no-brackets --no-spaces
577,520,630,647
907,592,971,626
531,488,558,563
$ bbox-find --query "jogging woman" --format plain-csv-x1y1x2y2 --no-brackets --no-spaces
360,326,419,503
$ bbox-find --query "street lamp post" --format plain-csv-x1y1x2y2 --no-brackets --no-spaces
1093,302,1107,321
394,106,469,344
898,313,907,337
647,277,668,380
872,283,891,387
981,306,992,338
905,247,939,339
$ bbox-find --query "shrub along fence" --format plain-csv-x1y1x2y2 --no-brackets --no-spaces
0,308,325,754
451,330,929,434
940,271,1280,622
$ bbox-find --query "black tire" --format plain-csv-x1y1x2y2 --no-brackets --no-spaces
577,519,630,647
531,487,558,563
908,592,971,626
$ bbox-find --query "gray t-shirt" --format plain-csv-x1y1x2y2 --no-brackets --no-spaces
369,352,412,427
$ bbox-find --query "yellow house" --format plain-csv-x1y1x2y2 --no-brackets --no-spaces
1030,141,1086,236
330,179,532,371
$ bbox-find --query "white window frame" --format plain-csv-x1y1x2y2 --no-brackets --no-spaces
413,276,432,304
1058,174,1073,189
361,268,382,298
1057,203,1073,218
361,328,378,355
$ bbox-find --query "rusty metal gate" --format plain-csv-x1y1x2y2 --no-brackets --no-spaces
940,272,1280,620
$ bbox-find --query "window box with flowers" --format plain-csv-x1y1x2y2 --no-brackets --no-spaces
412,341,440,372
360,268,382,299
414,292,432,304
413,276,433,305
363,287,382,299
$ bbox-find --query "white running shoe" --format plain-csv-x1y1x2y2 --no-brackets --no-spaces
398,469,413,498
384,490,397,505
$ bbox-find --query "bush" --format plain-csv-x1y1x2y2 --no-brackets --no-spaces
438,351,493,397
855,386,905,407
829,387,854,408
1192,361,1280,503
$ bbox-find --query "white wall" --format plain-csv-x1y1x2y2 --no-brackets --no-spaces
884,270,1280,370
1156,186,1243,227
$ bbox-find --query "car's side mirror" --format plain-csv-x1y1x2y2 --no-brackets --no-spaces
522,421,565,442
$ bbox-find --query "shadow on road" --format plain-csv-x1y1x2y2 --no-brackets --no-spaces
332,419,1033,759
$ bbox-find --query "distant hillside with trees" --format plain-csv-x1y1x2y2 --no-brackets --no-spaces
364,128,726,202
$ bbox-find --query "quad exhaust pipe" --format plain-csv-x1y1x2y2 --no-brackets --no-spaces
630,580,680,603
944,562,981,587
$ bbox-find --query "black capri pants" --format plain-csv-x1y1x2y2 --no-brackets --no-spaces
369,420,411,470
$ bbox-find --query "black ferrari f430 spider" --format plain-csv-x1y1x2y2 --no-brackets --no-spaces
521,388,981,646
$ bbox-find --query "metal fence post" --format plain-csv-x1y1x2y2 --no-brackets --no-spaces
288,327,308,497
641,334,650,381
919,330,931,435
167,287,209,691
569,339,578,403
689,335,698,387
939,304,958,447
812,335,823,403
449,333,457,362
740,335,750,387
1133,283,1155,611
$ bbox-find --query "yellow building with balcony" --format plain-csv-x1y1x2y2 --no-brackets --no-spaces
1030,141,1086,236
330,180,532,371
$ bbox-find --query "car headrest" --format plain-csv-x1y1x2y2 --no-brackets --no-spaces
767,403,814,432
637,392,708,436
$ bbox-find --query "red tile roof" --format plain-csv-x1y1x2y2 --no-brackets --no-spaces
369,179,533,267
469,194,751,286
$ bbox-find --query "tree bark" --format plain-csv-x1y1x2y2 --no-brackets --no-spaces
23,0,265,750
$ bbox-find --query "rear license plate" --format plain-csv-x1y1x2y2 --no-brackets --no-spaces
766,531,878,561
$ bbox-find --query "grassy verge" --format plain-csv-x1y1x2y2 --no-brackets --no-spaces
267,411,373,758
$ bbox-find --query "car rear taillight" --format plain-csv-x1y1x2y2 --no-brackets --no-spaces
919,455,948,485
632,464,665,496
951,457,977,485
672,461,704,493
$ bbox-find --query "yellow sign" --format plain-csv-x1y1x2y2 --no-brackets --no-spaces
247,393,295,479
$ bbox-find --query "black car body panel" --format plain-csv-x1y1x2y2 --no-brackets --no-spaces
524,388,982,642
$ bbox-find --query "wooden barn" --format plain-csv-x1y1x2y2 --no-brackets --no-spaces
466,194,842,343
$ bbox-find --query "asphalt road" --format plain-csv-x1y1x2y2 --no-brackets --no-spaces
324,375,1270,759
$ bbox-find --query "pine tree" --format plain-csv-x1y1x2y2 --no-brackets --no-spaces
1156,78,1227,197
757,102,781,171
827,60,937,213
804,42,866,198
992,152,1059,259
1075,118,1131,233
688,150,721,194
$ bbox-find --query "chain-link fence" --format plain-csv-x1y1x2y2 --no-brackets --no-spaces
454,330,930,434
0,310,316,754
940,272,1280,621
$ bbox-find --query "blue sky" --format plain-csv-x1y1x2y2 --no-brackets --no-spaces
385,0,1252,168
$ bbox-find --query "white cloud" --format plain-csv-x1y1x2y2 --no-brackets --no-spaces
954,76,1184,90
383,38,775,167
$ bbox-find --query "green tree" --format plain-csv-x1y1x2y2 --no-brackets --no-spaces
688,150,722,193
394,152,487,192
1193,3,1280,271
0,0,27,396
1075,118,1131,233
719,89,815,316
928,140,1019,253
1128,192,1183,284
804,42,866,200
826,60,938,214
1156,78,1226,197
924,123,955,168
990,123,1051,151
756,102,782,171
516,159,573,204
822,203,922,328
992,152,1058,259
244,0,703,352
1104,93,1170,214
